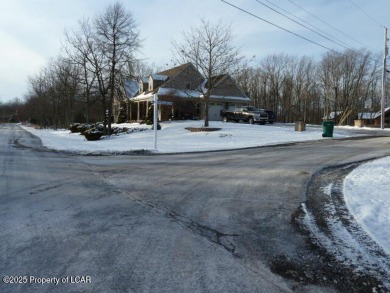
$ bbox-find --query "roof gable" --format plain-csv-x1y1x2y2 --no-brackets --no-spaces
208,74,248,99
157,63,194,78
161,63,204,90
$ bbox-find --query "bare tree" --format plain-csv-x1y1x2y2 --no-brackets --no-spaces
236,54,321,124
318,49,379,124
0,98,23,123
123,59,154,81
238,51,380,125
53,58,80,128
64,18,99,124
63,3,141,132
234,67,261,107
293,57,319,123
260,54,287,120
94,2,141,134
25,56,81,129
172,19,244,127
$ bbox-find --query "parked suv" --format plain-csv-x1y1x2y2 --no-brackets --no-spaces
264,110,276,124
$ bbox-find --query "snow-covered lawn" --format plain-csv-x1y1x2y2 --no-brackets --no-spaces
20,120,390,255
21,120,358,154
344,156,390,255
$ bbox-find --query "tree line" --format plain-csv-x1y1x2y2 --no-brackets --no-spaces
235,49,384,125
3,2,142,133
0,2,386,128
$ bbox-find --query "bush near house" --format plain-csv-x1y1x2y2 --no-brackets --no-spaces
69,123,93,134
69,122,103,140
69,122,149,141
84,128,104,141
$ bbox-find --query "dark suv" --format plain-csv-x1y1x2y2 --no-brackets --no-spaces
258,109,276,124
265,110,276,124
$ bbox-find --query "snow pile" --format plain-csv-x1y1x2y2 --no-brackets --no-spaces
344,157,390,255
300,202,386,270
301,173,390,277
21,121,357,154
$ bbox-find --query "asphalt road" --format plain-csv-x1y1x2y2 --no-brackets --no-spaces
1,124,390,293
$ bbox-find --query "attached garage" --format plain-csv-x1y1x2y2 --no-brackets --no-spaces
208,104,224,121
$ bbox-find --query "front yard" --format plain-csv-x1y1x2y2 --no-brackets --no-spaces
20,120,364,154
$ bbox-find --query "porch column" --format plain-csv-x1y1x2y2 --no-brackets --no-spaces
137,102,140,121
128,102,132,121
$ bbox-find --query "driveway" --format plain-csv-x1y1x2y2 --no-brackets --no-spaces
1,124,390,292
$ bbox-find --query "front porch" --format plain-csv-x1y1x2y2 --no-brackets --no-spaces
124,98,200,122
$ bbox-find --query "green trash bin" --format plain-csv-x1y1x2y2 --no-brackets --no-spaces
322,120,334,137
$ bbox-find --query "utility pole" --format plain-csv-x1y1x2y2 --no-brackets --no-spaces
334,86,338,123
153,94,158,150
381,27,388,129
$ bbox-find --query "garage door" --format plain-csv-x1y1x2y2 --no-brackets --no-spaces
208,105,224,121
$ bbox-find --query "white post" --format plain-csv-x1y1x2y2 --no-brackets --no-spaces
153,94,158,150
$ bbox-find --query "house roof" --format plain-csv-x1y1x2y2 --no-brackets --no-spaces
359,112,376,120
157,63,193,78
131,87,251,103
151,74,168,81
373,107,390,119
207,74,228,87
123,80,139,98
131,62,250,103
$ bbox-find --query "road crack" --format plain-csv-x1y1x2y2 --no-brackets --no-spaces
29,184,62,195
167,211,240,255
123,189,241,256
84,163,241,257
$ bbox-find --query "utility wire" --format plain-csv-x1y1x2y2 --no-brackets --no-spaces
263,0,355,51
287,0,369,48
256,0,352,51
220,0,342,54
221,0,379,62
348,0,383,28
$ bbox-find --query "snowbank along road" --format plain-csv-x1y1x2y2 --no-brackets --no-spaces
1,124,390,293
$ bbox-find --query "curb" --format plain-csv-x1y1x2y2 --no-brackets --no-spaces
292,161,390,292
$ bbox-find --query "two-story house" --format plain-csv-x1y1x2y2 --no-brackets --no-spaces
128,62,251,122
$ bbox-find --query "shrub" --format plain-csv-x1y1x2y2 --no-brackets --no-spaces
95,123,105,132
77,124,91,134
69,123,81,133
84,129,103,141
69,123,92,134
151,124,161,130
70,122,104,134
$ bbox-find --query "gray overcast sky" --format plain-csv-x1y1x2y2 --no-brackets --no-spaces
1,0,389,103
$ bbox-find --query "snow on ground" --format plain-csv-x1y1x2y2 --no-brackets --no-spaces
20,120,390,257
21,120,360,154
344,157,390,255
